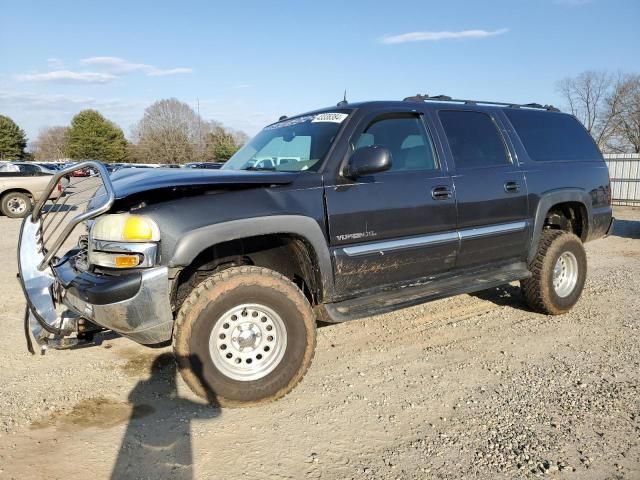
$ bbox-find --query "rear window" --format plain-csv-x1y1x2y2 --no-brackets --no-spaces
504,109,602,161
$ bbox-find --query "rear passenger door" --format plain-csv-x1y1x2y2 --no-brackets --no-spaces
326,111,458,295
434,109,529,268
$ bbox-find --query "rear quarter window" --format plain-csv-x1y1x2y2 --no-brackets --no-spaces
504,109,602,162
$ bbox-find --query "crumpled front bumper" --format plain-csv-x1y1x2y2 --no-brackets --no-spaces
19,216,174,348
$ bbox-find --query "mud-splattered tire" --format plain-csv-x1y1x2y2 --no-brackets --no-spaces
521,230,587,315
173,266,316,407
1,192,32,218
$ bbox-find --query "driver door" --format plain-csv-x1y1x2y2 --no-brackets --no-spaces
325,112,458,296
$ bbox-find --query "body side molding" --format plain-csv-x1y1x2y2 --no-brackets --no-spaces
340,220,528,258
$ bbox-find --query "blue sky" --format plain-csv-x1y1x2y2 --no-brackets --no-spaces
1,0,638,143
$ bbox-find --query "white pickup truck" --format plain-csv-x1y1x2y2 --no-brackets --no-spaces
0,163,64,218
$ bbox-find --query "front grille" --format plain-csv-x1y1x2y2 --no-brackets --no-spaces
31,161,115,271
74,236,90,272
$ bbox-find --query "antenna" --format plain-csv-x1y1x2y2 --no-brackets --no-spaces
337,90,348,107
196,98,202,157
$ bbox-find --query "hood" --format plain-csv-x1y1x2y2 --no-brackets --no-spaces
109,167,297,199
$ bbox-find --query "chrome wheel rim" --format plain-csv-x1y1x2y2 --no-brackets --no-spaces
209,303,287,381
7,197,27,215
553,251,579,297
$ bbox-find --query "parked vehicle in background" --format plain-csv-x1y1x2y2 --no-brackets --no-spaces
71,168,91,177
0,169,63,218
12,162,58,175
35,162,64,171
0,162,20,173
18,96,613,407
112,164,154,173
184,162,224,169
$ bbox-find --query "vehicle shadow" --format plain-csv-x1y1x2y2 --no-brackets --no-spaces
611,218,640,239
470,283,531,310
111,353,220,480
41,204,77,213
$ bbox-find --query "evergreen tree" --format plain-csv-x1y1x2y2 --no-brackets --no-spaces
205,126,242,160
0,115,27,160
66,110,127,162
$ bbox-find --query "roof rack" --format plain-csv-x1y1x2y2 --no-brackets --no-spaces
403,94,560,112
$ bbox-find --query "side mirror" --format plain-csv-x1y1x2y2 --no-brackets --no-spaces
345,145,392,178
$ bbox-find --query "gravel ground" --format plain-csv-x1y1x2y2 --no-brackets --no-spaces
0,207,638,480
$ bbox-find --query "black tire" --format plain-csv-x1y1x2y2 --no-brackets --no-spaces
0,192,32,218
173,266,316,407
521,230,587,315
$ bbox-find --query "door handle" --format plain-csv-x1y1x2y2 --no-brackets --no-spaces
504,181,520,193
431,186,452,200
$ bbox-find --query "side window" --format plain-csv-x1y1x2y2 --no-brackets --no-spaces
353,116,438,172
18,164,38,174
439,110,509,169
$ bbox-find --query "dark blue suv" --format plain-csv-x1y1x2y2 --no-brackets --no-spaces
19,95,613,407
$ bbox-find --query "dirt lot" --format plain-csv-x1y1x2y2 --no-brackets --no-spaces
0,207,638,480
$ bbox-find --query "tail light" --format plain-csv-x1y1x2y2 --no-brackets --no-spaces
57,180,62,192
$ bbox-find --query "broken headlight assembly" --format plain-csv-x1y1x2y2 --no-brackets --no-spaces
88,213,160,269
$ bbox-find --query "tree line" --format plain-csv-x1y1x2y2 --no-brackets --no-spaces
0,98,248,164
1,71,639,162
557,71,639,153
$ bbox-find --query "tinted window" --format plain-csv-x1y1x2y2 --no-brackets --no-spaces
18,164,39,173
439,111,509,168
504,109,602,161
353,116,438,172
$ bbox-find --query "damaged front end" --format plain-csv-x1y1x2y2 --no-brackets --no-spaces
18,161,116,352
18,162,175,353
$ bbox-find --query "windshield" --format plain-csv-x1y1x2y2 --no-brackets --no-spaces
222,111,350,172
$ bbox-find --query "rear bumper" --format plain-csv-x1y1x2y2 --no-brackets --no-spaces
589,206,615,241
605,216,615,237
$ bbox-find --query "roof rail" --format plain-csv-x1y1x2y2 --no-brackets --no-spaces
403,94,560,112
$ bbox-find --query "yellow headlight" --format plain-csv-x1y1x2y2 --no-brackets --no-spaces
92,214,160,242
123,216,154,241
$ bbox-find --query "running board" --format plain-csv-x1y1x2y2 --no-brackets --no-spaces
319,261,531,323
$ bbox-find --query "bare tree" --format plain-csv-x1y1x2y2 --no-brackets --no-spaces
131,98,202,164
231,129,249,146
557,71,614,148
32,126,69,161
130,98,250,163
609,75,640,153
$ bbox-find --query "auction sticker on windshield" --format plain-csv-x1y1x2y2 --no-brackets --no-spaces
264,112,349,130
312,113,349,123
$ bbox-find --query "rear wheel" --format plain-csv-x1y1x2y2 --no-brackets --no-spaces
521,230,587,315
173,266,316,407
1,192,32,218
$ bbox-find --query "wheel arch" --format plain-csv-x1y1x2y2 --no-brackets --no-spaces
169,215,335,304
528,189,592,264
0,188,34,199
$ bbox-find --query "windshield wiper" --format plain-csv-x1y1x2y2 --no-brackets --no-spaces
244,166,277,171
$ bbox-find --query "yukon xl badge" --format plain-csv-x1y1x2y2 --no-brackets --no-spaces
336,231,377,241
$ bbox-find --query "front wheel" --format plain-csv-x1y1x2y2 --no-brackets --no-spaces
521,230,587,315
173,266,316,407
1,192,32,218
